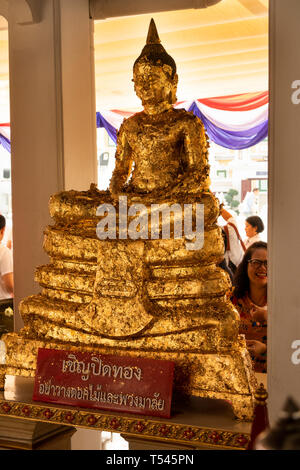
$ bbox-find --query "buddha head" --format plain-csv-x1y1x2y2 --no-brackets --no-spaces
133,19,178,107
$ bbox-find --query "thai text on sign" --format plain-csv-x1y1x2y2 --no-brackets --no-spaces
33,348,175,418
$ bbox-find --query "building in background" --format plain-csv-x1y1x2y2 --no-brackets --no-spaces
208,138,268,212
97,128,117,191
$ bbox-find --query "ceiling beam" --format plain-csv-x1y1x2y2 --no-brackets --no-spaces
94,16,267,46
94,13,268,44
0,0,8,20
94,34,268,60
238,0,268,15
89,0,222,20
6,0,42,25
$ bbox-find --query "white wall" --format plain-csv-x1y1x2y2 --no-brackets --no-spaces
6,0,97,330
268,0,300,424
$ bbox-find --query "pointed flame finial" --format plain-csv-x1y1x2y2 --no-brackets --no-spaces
133,18,176,78
146,18,161,45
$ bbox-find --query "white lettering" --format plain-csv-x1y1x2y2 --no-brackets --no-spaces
118,195,128,239
184,203,204,251
128,203,148,239
96,204,116,239
111,456,140,467
291,80,300,104
96,198,204,250
291,340,300,365
150,203,183,240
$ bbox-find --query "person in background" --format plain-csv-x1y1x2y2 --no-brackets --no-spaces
220,207,245,273
6,226,13,250
244,215,264,249
0,215,13,299
232,241,267,373
241,188,259,218
218,231,234,282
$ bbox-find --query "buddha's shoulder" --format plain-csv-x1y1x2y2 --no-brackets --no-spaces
120,112,144,129
173,108,204,126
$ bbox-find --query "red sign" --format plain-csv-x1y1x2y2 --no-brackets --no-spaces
33,348,175,418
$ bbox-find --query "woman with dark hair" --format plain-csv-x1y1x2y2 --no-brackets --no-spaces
244,215,264,249
232,241,267,373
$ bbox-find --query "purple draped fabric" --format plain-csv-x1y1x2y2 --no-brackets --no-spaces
1,105,269,155
188,102,268,150
0,133,11,153
96,105,268,149
96,112,117,143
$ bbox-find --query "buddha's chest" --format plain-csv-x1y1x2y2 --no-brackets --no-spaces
126,119,183,156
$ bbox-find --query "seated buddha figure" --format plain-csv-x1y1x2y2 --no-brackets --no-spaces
1,20,256,420
109,20,210,198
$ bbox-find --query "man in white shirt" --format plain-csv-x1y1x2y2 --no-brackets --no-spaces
241,188,259,218
0,215,13,299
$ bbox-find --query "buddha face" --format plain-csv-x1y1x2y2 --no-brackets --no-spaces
133,62,178,106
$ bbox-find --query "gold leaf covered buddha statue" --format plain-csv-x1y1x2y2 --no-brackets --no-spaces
0,19,257,420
